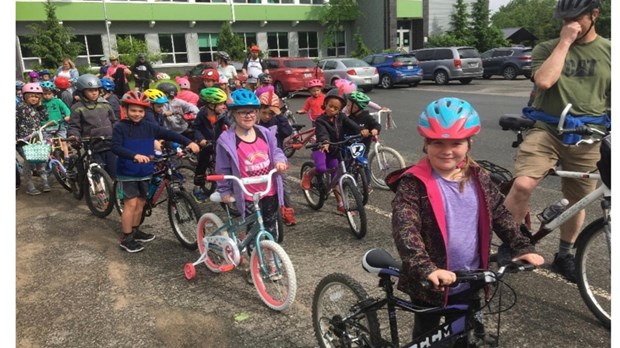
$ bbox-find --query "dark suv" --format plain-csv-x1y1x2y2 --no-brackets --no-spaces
480,47,532,80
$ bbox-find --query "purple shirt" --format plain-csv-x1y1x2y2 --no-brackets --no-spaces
433,171,480,294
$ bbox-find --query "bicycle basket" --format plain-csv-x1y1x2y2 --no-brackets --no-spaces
476,160,513,194
597,135,610,189
22,135,50,163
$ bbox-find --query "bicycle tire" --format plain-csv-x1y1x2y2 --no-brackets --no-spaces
575,218,611,329
71,166,84,200
274,208,285,243
312,273,382,348
167,190,201,250
352,165,370,206
196,213,236,273
250,240,297,311
84,166,114,218
283,135,297,158
176,165,196,193
368,146,406,190
286,112,297,127
112,180,147,224
342,178,367,239
51,159,71,191
301,161,325,210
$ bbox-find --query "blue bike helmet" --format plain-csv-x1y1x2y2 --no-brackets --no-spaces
227,89,260,109
418,97,481,139
100,78,116,92
16,80,25,90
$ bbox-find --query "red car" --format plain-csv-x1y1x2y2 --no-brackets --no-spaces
185,61,243,93
263,57,325,97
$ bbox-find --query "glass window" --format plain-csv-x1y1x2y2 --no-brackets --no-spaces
74,34,104,66
299,0,323,3
283,59,315,68
198,33,219,62
394,55,417,64
457,48,480,59
341,58,369,68
327,31,346,57
116,34,146,46
267,32,289,57
17,36,41,71
298,31,319,58
158,33,188,64
236,32,257,52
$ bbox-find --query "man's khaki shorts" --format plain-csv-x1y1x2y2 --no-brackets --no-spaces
514,128,600,202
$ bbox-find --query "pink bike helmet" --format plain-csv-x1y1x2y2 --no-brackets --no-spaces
307,79,324,89
333,78,357,95
418,97,481,140
22,83,43,94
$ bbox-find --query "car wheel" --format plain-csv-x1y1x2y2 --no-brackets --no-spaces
274,81,285,97
502,66,518,80
483,74,491,79
409,81,419,87
434,70,449,85
459,78,473,85
380,74,393,89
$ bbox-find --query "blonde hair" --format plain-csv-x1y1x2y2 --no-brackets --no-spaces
62,58,76,69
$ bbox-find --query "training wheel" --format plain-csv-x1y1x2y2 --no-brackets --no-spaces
184,263,196,280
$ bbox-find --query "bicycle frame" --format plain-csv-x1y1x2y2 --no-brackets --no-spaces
290,126,316,148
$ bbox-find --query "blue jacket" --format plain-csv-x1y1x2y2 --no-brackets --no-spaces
111,118,193,178
522,106,610,145
215,125,287,217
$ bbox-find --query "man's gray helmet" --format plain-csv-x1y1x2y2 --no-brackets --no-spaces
75,74,103,91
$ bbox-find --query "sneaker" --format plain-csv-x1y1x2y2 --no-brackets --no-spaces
336,205,347,215
133,229,156,243
42,182,51,192
281,207,296,226
551,253,577,283
26,187,42,196
192,187,207,203
301,172,313,190
120,234,145,253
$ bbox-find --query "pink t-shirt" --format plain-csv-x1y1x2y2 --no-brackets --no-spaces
303,94,325,121
236,133,276,201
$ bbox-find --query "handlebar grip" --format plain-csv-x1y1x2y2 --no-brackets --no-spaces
206,175,225,181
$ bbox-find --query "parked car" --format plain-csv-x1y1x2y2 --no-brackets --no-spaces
318,58,379,92
362,53,423,89
480,47,532,80
263,57,324,97
185,61,243,92
412,46,483,85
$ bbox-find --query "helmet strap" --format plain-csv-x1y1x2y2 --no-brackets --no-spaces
575,12,596,42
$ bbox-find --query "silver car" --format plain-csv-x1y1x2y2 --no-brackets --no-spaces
413,46,483,85
318,58,379,92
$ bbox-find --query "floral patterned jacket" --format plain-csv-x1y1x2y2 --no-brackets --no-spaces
387,158,535,306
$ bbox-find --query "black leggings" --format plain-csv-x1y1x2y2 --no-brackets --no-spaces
245,194,278,240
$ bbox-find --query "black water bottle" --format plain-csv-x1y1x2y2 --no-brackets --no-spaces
536,198,569,224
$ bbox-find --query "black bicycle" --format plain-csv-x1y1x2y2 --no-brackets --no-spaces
312,247,535,348
113,146,202,250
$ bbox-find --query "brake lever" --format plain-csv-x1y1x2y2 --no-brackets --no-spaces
576,138,596,146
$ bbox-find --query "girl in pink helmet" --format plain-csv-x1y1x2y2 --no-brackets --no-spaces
175,76,199,106
296,78,325,124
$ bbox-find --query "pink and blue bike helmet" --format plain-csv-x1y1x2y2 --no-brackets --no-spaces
418,97,481,140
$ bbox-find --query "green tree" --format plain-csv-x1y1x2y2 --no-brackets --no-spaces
317,0,361,53
491,0,559,44
23,0,82,69
449,0,471,42
426,33,470,48
350,31,372,59
596,0,611,39
114,36,163,66
217,21,246,61
470,0,509,52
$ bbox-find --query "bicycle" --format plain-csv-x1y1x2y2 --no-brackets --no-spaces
300,135,368,239
113,146,202,250
494,104,611,329
183,168,296,311
367,110,406,190
282,123,316,158
281,91,302,126
312,247,536,348
61,136,115,218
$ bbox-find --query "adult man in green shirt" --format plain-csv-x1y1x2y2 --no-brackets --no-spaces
504,0,610,283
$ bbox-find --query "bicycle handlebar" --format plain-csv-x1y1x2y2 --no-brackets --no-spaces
304,134,363,149
17,120,58,143
206,168,278,199
420,261,535,289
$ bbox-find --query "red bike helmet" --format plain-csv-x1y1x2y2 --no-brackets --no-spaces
54,76,71,90
121,91,151,108
202,68,220,82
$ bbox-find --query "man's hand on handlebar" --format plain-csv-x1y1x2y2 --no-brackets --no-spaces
134,154,151,163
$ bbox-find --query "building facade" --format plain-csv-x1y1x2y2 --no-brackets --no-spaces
15,0,424,75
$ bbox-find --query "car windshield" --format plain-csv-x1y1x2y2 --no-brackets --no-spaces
394,55,417,64
341,59,369,68
283,59,316,68
458,48,480,59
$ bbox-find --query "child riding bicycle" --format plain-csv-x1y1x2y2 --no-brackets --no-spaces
386,97,544,340
40,81,71,164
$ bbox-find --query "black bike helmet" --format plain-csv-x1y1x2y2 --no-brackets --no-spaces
75,74,102,91
322,87,346,109
156,82,178,97
217,51,231,62
554,0,599,19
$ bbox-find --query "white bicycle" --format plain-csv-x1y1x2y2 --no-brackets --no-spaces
368,110,405,190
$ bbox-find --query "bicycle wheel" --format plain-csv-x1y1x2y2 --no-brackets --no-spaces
71,165,84,200
342,178,367,239
196,213,235,273
575,218,611,329
250,240,297,311
84,167,114,218
167,190,201,250
273,207,285,243
283,135,297,158
352,165,369,206
301,161,325,210
368,146,406,190
51,159,71,191
312,273,381,348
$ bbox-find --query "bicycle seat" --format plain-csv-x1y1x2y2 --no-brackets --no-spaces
362,248,402,277
291,124,305,131
499,115,536,131
209,192,236,203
